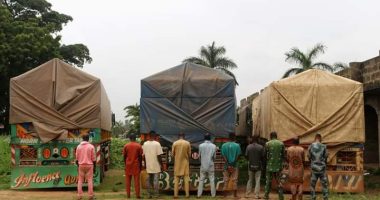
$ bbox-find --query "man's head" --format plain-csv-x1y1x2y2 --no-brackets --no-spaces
270,131,277,140
315,133,322,142
204,133,211,141
229,132,236,141
129,134,136,141
178,132,185,139
252,136,258,143
148,130,156,140
82,134,90,142
292,136,300,145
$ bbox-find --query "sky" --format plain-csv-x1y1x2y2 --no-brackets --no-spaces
49,0,380,121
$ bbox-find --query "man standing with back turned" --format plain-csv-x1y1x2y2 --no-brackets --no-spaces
123,134,143,199
142,131,163,198
172,132,191,199
287,137,305,200
221,132,241,198
308,133,329,200
264,131,285,200
76,134,96,200
245,136,265,199
197,133,217,198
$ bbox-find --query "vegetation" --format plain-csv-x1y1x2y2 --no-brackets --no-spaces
282,43,348,78
110,137,127,170
124,103,140,135
0,136,10,189
183,41,239,85
0,0,92,132
112,120,127,138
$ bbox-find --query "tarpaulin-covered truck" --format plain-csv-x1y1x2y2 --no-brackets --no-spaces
9,58,112,189
252,69,365,193
140,62,236,191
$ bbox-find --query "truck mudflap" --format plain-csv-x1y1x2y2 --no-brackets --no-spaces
11,165,102,189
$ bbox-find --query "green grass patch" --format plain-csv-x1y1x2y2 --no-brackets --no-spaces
95,169,125,192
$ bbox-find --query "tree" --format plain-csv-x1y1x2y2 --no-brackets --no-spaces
282,43,333,78
183,41,239,85
124,104,140,135
112,120,127,138
333,62,349,72
0,0,92,131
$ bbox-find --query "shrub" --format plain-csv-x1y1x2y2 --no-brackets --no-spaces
0,136,10,175
110,137,128,169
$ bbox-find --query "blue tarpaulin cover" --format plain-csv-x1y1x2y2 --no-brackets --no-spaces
140,62,236,146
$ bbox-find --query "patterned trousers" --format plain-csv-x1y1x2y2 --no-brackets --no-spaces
264,171,284,200
310,171,329,200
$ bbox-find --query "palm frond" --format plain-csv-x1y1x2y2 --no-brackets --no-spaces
282,67,303,78
285,47,309,68
214,57,237,70
312,62,333,72
216,67,238,85
183,57,209,67
307,43,326,61
333,62,348,72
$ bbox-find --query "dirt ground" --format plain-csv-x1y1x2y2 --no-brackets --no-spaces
1,188,379,200
0,188,310,200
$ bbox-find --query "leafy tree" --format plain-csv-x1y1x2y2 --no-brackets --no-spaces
282,43,333,78
124,104,140,135
183,41,239,85
112,120,127,138
0,0,92,131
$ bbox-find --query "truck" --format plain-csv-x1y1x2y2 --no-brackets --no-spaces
139,62,236,191
249,69,365,192
9,58,112,189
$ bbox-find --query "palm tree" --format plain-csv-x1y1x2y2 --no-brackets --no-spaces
332,62,349,72
183,41,239,85
124,103,140,134
283,43,334,78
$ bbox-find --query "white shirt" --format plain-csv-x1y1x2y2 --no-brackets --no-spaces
142,140,164,173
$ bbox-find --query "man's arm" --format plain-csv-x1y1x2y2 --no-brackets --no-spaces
302,148,305,164
235,145,242,163
138,147,143,171
92,146,96,173
265,143,269,161
323,145,328,165
123,146,127,164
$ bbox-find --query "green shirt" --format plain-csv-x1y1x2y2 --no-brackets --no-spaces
265,139,285,172
221,141,241,168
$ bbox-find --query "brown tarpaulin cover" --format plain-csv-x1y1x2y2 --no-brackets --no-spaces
9,58,112,143
252,69,365,160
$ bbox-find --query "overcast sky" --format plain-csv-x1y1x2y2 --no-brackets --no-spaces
49,0,380,121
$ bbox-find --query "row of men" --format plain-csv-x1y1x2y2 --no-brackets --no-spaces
74,131,328,200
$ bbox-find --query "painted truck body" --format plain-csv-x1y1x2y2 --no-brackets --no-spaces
139,63,236,191
9,59,112,189
247,69,365,193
